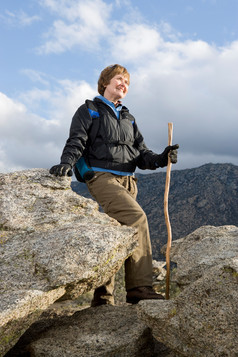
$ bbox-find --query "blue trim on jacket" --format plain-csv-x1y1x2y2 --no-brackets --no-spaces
95,95,122,119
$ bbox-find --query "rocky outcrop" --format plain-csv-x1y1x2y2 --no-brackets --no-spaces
5,261,172,357
162,224,238,287
0,169,137,356
7,226,237,357
29,305,155,357
138,225,238,356
2,168,237,356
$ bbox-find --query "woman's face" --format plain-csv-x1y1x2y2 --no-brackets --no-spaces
103,73,129,103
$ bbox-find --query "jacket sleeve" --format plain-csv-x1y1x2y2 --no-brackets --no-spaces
133,121,160,170
60,103,93,167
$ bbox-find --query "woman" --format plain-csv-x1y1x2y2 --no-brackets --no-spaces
50,64,179,305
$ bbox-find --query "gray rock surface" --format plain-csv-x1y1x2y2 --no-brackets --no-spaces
138,225,238,356
29,305,155,357
163,225,238,286
0,169,137,356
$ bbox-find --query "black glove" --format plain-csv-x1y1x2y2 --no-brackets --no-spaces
168,144,179,163
154,144,179,168
49,164,73,177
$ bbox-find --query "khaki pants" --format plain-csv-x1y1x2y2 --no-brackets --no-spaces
86,172,153,299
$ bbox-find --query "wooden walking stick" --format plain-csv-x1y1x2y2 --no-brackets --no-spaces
164,123,173,300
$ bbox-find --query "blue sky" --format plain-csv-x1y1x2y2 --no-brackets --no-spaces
0,0,238,173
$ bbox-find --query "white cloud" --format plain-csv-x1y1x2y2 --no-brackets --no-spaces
158,21,183,42
0,79,97,173
20,69,50,86
0,9,41,27
46,79,97,124
109,23,163,62
37,0,112,54
0,93,55,144
0,92,57,171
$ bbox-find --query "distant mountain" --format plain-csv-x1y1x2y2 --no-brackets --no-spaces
71,163,238,260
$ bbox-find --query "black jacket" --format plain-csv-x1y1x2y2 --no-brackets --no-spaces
60,97,160,173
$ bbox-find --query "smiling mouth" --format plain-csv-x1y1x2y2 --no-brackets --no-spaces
117,87,125,92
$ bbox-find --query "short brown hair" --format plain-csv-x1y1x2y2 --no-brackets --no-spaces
97,64,130,95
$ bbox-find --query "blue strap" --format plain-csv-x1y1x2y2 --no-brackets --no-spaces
88,108,100,118
75,157,93,179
